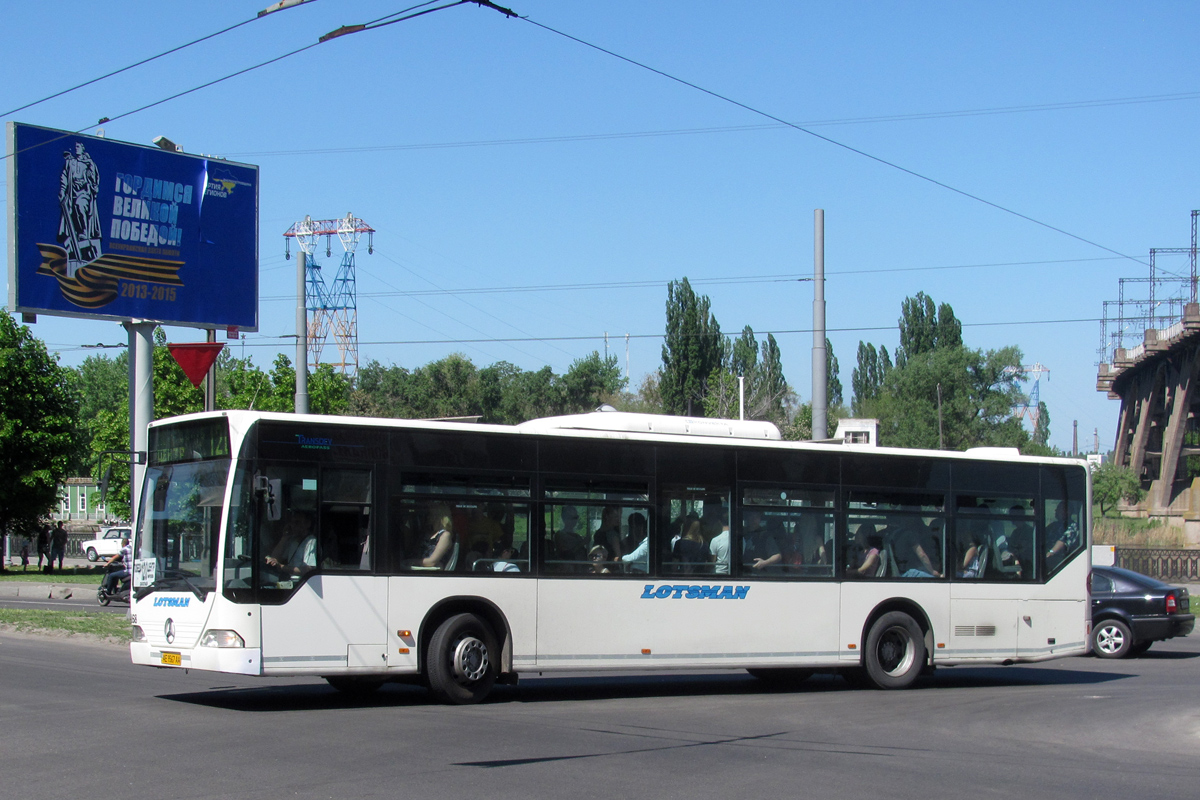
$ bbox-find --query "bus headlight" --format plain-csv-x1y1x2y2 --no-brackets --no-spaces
131,625,146,642
199,629,245,648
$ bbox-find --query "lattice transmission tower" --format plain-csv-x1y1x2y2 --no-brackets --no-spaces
283,213,374,375
1004,362,1050,434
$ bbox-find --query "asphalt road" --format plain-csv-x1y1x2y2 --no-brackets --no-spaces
2,633,1197,800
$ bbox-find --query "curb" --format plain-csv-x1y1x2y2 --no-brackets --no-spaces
0,583,83,600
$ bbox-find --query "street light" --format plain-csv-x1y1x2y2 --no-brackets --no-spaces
152,135,181,153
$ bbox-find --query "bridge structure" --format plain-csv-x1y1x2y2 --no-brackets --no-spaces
1097,212,1200,530
1098,306,1200,521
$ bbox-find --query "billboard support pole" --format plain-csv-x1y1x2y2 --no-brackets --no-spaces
126,321,155,528
204,328,217,412
295,249,309,414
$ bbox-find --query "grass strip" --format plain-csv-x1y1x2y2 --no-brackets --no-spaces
0,572,104,584
0,608,131,642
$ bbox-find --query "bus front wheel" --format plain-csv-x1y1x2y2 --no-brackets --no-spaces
863,611,925,689
427,613,498,704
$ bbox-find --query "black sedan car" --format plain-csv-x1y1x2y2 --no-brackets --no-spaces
1090,565,1194,658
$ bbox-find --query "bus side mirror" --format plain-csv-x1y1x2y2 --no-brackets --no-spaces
99,466,112,505
254,476,282,522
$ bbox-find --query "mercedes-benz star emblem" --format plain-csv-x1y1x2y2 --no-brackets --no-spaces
164,618,175,644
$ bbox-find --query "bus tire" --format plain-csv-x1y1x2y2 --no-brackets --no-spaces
427,613,498,704
325,676,384,696
747,668,813,687
864,611,925,689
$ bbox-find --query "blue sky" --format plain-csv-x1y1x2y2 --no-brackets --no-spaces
3,1,1198,454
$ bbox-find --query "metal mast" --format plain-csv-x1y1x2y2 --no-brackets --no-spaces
283,213,375,376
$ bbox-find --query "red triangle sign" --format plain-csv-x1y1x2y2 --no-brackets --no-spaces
168,342,225,388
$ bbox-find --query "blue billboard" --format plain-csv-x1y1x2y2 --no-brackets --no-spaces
6,123,258,330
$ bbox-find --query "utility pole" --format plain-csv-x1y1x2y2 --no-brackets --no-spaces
295,247,309,414
811,209,827,440
1073,420,1078,456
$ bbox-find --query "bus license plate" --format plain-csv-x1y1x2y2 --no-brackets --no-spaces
161,652,182,666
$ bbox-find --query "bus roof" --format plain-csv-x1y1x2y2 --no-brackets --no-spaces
151,409,1087,468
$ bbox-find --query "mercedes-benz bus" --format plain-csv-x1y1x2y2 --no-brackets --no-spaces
129,409,1089,703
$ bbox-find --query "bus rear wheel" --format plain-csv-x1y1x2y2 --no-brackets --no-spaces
427,613,498,705
864,611,925,689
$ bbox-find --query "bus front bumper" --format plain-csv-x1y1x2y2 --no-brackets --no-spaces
131,642,262,675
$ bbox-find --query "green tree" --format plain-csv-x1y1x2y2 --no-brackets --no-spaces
660,277,725,416
826,337,843,408
896,291,962,366
730,326,758,379
616,372,663,414
1033,401,1050,448
875,343,1028,450
71,351,128,470
755,333,788,422
1092,461,1144,516
560,351,626,412
0,311,80,562
851,341,891,416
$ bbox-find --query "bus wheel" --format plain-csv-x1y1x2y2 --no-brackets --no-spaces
747,668,813,687
428,613,498,704
864,612,925,689
325,677,384,696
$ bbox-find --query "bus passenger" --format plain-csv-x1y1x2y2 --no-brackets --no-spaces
419,505,455,569
1045,502,1079,563
956,521,987,578
589,545,612,574
617,513,650,573
265,512,317,578
996,505,1030,579
846,524,882,578
491,544,521,573
891,521,941,578
674,514,709,573
594,506,624,561
553,506,587,569
707,508,731,575
742,510,782,571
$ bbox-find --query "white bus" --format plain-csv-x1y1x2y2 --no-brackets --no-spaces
129,409,1090,703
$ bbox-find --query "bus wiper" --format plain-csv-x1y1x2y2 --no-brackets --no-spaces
145,569,208,600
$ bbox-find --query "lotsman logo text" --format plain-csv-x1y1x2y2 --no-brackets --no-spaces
153,597,190,608
641,584,750,600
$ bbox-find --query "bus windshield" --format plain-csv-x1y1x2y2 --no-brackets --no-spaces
135,419,231,599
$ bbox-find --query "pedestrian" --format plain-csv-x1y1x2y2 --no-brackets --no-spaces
35,525,49,569
49,521,68,573
20,536,30,572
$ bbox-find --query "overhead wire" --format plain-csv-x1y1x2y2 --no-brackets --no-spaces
1,14,265,118
197,315,1103,349
258,256,1131,302
520,16,1150,268
0,0,480,163
226,90,1200,158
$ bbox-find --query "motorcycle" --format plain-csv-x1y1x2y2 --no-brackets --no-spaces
97,563,131,606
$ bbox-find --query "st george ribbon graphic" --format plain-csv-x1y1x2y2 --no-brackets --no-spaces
8,123,258,330
36,244,183,308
